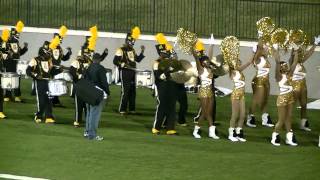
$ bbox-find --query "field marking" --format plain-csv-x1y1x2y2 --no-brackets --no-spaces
0,25,319,51
0,174,50,180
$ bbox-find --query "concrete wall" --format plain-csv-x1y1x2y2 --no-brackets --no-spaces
19,32,320,99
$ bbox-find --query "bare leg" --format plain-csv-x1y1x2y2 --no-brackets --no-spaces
230,99,240,127
275,106,287,133
284,103,293,132
237,99,246,128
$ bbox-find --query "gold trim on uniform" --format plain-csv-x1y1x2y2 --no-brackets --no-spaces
277,91,294,107
252,76,270,90
199,86,213,98
231,88,245,100
292,79,306,93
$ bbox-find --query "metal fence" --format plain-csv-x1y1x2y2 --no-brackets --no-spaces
0,0,319,40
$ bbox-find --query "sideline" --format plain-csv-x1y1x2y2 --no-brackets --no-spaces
0,173,50,180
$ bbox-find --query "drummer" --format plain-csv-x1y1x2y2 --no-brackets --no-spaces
26,40,57,124
4,21,28,102
50,27,72,107
0,29,10,119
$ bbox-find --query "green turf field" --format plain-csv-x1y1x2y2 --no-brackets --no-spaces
0,79,320,180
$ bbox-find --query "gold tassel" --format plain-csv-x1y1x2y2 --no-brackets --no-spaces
16,20,24,33
49,36,60,50
165,43,173,51
1,29,10,42
155,33,167,44
59,25,68,38
131,26,140,39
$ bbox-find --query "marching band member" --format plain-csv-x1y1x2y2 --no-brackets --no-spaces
0,29,11,119
4,21,28,102
191,40,219,139
271,47,299,146
247,39,274,127
26,38,59,124
50,26,72,107
113,27,145,115
221,36,253,142
290,32,320,131
152,34,178,135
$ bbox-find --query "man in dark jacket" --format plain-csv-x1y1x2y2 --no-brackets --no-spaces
84,53,110,141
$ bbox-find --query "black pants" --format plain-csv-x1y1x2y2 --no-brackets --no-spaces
119,69,136,112
34,79,53,119
176,84,188,124
51,96,61,105
153,81,177,131
74,94,86,123
4,60,21,98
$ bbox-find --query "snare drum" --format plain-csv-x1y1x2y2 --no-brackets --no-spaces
1,72,20,89
105,68,112,84
16,60,29,76
48,80,67,96
54,72,72,82
136,70,152,87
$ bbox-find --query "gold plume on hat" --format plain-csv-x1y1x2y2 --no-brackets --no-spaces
49,36,60,50
59,25,68,38
90,25,98,38
195,40,205,52
88,36,97,51
16,20,24,33
220,36,240,69
155,33,167,44
271,28,289,48
1,29,10,42
131,26,141,40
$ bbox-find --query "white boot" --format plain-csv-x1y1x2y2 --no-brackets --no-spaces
209,126,220,139
246,114,256,128
300,118,311,131
270,132,280,146
285,131,298,146
193,125,201,139
318,136,320,148
228,127,238,142
262,113,274,127
235,127,246,142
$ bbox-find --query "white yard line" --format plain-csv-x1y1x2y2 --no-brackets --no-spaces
1,25,319,51
0,173,50,180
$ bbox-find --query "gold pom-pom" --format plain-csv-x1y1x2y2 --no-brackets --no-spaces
59,25,68,38
131,26,141,40
165,43,173,51
289,29,305,46
256,17,275,35
49,36,60,50
220,36,240,69
1,29,10,42
195,40,205,52
271,28,289,48
15,20,24,33
90,25,98,37
88,36,97,51
176,28,198,55
155,33,167,44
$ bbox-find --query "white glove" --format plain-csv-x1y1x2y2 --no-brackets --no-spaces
272,44,279,50
78,74,82,79
169,66,174,71
120,62,125,68
257,31,263,38
252,45,257,53
160,73,166,80
2,53,8,60
314,35,320,45
209,34,215,45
